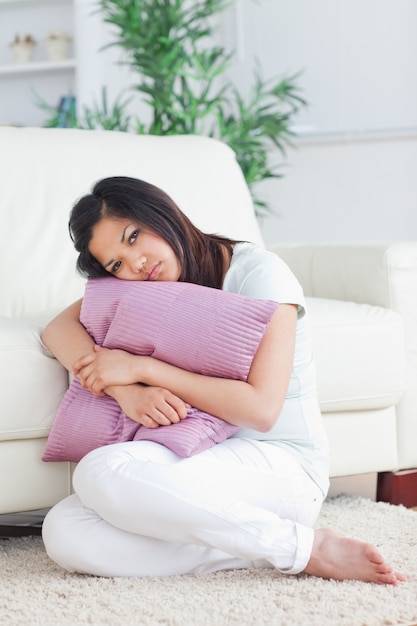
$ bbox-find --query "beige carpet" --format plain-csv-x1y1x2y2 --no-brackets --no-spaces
0,496,416,626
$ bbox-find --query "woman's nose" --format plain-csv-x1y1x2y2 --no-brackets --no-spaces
130,254,147,274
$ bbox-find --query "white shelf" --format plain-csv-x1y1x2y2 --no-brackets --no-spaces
0,0,68,6
0,58,76,76
0,0,76,126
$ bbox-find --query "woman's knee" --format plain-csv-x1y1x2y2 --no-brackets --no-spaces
70,444,170,529
42,495,88,573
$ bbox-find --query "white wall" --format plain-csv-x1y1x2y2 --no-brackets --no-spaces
75,0,417,244
223,0,417,134
259,132,417,244
221,0,417,244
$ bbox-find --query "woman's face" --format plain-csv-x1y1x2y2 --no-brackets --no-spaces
88,217,181,282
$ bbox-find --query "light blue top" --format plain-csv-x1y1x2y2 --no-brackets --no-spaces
223,243,330,497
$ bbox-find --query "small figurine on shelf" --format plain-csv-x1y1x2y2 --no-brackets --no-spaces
9,34,37,64
45,32,72,62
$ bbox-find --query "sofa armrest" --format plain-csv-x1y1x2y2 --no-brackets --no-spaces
270,241,417,470
269,242,417,309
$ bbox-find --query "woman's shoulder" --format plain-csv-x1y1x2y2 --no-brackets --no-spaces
224,242,305,309
231,242,284,269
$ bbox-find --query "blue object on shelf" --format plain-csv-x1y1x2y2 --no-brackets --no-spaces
57,95,76,127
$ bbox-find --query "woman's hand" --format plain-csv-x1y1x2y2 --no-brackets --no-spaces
106,384,190,428
73,345,149,395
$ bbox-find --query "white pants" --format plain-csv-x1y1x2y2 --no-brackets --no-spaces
42,438,324,578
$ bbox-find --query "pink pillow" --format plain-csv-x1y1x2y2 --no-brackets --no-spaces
42,278,278,462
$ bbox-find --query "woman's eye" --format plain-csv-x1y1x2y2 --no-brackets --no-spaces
129,230,139,244
111,261,122,273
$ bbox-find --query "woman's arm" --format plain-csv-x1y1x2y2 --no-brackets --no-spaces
75,304,297,432
42,300,95,371
42,300,189,428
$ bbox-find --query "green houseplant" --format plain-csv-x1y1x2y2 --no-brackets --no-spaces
98,0,306,214
41,0,306,214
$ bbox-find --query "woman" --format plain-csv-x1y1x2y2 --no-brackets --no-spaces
42,176,405,584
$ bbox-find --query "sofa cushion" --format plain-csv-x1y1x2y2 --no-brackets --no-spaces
0,317,68,441
0,127,262,319
307,298,405,412
0,297,405,445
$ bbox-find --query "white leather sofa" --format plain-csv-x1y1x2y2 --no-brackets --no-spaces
1,126,416,515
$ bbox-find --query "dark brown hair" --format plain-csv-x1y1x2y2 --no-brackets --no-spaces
69,176,241,289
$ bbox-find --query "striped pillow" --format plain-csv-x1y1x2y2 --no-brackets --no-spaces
42,277,278,462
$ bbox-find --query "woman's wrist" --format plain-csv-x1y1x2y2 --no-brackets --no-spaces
134,355,154,386
104,384,125,400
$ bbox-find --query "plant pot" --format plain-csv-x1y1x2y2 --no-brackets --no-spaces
10,43,36,64
46,37,71,61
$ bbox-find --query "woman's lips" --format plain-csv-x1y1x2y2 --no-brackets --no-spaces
146,263,161,281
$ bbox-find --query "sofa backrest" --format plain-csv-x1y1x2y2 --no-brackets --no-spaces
0,127,263,318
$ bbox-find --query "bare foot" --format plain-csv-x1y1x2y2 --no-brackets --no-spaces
304,528,407,585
